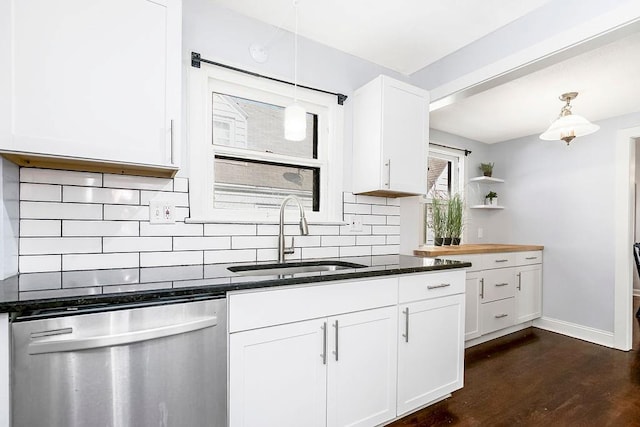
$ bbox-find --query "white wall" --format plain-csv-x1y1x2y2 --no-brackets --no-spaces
0,158,18,280
634,138,640,293
484,112,640,333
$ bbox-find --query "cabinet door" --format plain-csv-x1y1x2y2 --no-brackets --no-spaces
229,319,327,427
397,294,465,416
2,0,180,167
465,272,482,340
381,78,429,195
481,267,516,302
515,264,542,323
326,306,398,427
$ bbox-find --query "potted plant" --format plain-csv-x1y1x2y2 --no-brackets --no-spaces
479,162,494,177
447,193,464,245
485,191,498,206
431,196,447,246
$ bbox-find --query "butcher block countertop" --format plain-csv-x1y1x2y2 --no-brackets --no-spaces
414,244,544,257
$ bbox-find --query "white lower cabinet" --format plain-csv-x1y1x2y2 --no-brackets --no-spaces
515,264,542,323
228,271,466,427
396,293,465,415
464,272,482,340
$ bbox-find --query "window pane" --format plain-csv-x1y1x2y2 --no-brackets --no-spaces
427,157,452,198
212,93,317,158
214,156,318,211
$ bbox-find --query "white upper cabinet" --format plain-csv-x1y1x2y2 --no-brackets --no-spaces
352,75,429,197
0,0,181,176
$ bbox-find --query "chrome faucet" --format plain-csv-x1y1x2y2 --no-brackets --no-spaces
278,195,309,263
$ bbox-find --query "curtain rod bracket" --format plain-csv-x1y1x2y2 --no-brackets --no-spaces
190,51,347,105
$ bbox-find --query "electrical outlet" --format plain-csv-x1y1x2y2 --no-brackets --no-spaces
348,215,363,232
477,227,484,239
149,201,175,224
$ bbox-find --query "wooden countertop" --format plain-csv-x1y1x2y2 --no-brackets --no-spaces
414,244,544,257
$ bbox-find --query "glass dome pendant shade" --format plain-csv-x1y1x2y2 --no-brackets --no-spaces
539,92,599,145
284,0,307,142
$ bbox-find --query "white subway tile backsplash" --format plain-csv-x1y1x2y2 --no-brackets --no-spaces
103,281,172,294
63,186,139,205
355,195,387,205
372,204,400,216
321,235,355,246
20,183,61,202
173,277,230,288
64,220,139,237
204,249,256,264
340,224,372,235
21,201,102,220
140,251,203,267
386,215,401,225
342,192,356,203
19,255,61,273
291,235,321,247
103,237,172,253
140,222,203,236
355,235,386,246
63,268,140,287
103,205,149,221
301,246,339,259
62,253,139,271
386,235,401,245
204,223,256,236
339,245,372,257
256,224,300,236
19,272,61,291
361,215,387,225
308,225,340,235
386,198,401,206
232,235,276,249
173,236,230,251
103,174,173,191
20,287,102,300
344,203,372,215
140,265,203,283
173,178,189,193
372,225,400,235
21,168,102,187
140,191,189,207
371,245,400,255
256,248,302,262
20,220,61,237
20,237,102,255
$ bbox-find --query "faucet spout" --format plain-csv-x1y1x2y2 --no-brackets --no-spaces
278,195,309,263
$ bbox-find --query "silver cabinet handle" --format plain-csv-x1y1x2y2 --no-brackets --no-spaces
384,159,391,187
321,322,328,365
427,283,451,290
28,316,217,355
402,308,409,343
495,314,509,319
517,272,522,291
525,256,538,260
333,320,339,361
495,259,509,263
495,282,509,287
480,278,484,299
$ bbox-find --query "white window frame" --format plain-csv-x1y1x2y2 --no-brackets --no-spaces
187,64,344,223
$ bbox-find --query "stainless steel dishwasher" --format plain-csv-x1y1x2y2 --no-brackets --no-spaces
11,297,227,427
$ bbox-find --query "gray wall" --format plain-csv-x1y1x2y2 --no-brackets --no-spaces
483,112,640,332
635,139,640,293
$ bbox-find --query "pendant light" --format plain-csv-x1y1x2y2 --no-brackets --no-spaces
284,0,306,141
539,92,599,145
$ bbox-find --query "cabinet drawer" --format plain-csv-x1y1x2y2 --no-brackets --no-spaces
438,254,483,272
516,251,542,266
228,277,397,332
481,268,515,302
481,298,515,334
482,252,516,269
399,270,465,303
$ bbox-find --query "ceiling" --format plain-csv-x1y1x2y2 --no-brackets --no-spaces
430,30,640,143
212,0,551,75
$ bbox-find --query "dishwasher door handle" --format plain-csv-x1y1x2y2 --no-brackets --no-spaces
28,316,218,355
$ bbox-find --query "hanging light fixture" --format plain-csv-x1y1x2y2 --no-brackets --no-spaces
284,0,306,141
539,92,599,145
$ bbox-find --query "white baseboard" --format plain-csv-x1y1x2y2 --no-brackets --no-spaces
465,322,532,348
533,316,615,348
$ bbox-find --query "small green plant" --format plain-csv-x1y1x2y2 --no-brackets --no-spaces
485,191,498,201
479,162,494,177
431,196,447,244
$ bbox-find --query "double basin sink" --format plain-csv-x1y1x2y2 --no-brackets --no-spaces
228,260,367,277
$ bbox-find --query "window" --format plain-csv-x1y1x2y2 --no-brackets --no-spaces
188,64,343,222
424,145,465,245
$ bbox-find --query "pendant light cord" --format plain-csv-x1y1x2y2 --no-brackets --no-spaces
293,0,299,103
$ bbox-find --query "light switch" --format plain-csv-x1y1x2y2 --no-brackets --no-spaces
150,201,175,224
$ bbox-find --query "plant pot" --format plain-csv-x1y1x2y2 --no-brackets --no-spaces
483,171,493,177
485,197,498,206
443,237,452,246
451,237,461,245
434,237,444,246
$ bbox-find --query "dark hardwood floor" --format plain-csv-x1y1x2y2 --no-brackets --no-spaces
388,297,640,426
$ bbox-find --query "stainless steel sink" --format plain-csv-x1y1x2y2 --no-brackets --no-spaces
228,261,367,277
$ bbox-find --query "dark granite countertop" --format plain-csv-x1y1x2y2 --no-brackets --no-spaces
0,255,470,316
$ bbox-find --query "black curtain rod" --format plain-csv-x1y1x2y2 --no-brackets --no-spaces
429,142,472,157
191,52,348,105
